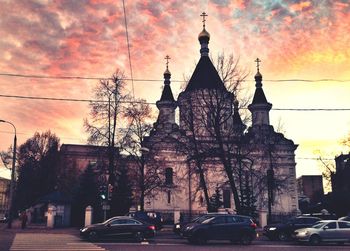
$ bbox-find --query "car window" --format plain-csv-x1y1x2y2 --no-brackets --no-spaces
339,222,350,229
125,219,142,225
312,222,327,229
293,218,305,224
198,215,214,223
209,216,226,224
305,218,319,224
325,222,337,229
110,219,125,225
226,216,237,223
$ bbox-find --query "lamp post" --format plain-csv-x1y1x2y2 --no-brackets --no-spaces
0,120,17,229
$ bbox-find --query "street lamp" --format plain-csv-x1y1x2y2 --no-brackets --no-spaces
0,120,17,229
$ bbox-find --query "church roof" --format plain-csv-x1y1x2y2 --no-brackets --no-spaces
160,84,175,102
251,87,268,104
185,56,225,92
251,71,268,104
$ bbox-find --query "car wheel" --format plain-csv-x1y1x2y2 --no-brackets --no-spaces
240,234,253,245
134,232,144,242
309,235,321,245
88,231,98,242
278,231,288,241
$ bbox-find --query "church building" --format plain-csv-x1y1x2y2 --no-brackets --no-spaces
142,14,298,225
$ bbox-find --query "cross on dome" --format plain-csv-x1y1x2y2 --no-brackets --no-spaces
165,55,171,70
200,12,208,29
255,58,261,72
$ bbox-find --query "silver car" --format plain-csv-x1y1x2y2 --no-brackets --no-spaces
293,220,350,245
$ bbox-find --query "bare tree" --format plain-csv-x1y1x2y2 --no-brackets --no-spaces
84,70,127,185
120,99,160,211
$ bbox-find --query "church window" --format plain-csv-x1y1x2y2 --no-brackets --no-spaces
167,190,171,204
165,168,173,185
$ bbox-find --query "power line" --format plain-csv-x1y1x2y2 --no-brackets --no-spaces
1,72,350,83
122,0,135,98
1,94,350,111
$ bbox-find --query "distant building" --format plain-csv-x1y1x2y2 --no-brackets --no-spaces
0,177,10,217
297,175,324,203
332,153,350,194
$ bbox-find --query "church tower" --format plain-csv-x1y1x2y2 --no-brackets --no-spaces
248,58,272,127
155,55,177,127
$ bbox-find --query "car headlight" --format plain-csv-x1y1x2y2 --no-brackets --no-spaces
268,227,277,231
81,227,88,232
186,225,194,231
297,230,309,236
175,224,181,229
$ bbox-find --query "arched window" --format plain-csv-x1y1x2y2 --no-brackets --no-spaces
165,168,173,185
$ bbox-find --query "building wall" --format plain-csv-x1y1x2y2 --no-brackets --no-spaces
0,177,10,217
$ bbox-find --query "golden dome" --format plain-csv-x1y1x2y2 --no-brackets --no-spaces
198,28,210,40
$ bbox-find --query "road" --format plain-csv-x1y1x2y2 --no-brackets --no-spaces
6,231,350,251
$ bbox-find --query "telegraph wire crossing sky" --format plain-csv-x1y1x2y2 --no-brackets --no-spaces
0,1,350,181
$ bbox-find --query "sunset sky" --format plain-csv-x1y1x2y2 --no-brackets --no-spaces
1,0,350,182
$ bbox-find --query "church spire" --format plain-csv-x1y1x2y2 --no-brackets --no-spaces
159,55,174,102
198,12,210,57
156,55,177,125
248,58,272,126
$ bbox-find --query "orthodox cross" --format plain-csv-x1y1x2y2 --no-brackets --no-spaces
165,55,170,70
200,12,208,29
255,58,261,72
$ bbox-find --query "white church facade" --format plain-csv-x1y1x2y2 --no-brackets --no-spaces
142,15,298,224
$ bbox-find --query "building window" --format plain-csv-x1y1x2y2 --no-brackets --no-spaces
167,190,171,204
165,168,173,185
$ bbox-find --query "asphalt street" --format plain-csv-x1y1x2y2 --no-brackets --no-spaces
1,223,350,251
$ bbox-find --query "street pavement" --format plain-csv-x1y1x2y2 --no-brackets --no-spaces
1,223,350,251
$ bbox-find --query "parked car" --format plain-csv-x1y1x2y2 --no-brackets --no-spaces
0,214,8,223
263,216,321,241
174,212,230,235
126,211,163,230
80,216,156,242
293,220,350,245
182,214,257,245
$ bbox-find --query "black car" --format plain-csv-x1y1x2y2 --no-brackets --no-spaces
263,216,321,241
80,216,156,242
127,211,163,230
174,213,230,235
182,214,257,245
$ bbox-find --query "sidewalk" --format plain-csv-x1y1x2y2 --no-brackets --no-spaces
0,220,80,235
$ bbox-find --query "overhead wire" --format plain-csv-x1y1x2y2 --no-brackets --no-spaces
122,0,135,98
1,94,350,111
1,72,350,83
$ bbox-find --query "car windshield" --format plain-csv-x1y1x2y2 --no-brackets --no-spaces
201,217,216,224
312,222,326,229
196,215,216,223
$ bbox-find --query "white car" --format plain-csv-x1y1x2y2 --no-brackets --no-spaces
293,220,350,245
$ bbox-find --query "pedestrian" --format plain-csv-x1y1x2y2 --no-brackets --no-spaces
20,211,28,229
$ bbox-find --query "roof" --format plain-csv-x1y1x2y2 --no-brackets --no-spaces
160,84,175,102
185,56,225,92
251,88,268,104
